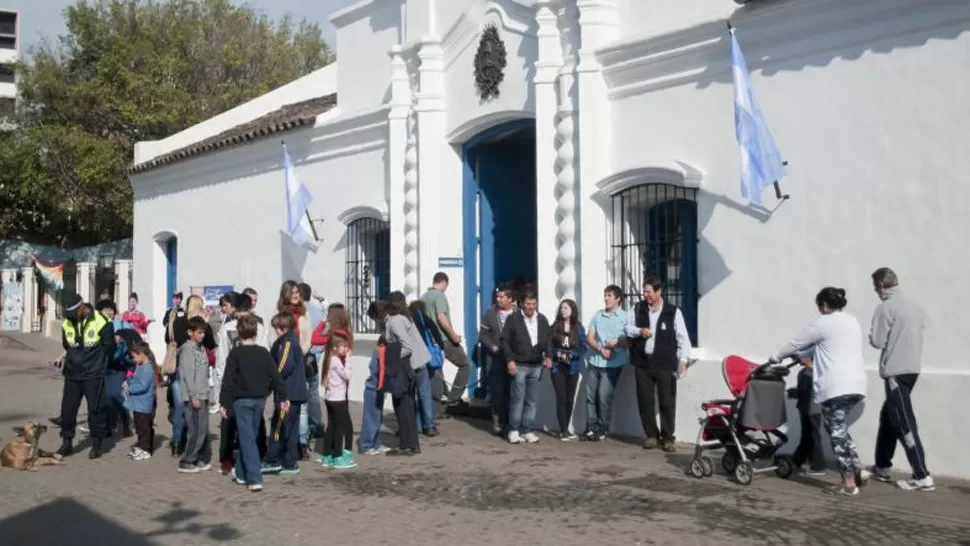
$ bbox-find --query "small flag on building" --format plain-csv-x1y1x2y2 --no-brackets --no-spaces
282,142,317,245
729,23,787,206
30,254,64,291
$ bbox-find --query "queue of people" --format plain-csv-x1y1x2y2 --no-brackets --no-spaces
46,265,934,496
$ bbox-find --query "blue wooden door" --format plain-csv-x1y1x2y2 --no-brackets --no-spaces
165,238,178,304
477,137,538,315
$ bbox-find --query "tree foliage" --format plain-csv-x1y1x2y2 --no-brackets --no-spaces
0,0,333,247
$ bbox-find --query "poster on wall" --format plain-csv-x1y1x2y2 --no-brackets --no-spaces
203,285,234,318
2,282,23,332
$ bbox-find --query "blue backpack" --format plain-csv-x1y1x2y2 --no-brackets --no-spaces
417,310,445,370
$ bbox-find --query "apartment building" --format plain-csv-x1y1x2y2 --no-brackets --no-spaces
0,9,16,119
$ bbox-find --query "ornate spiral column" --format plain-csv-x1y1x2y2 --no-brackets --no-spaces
402,104,420,301
553,2,579,300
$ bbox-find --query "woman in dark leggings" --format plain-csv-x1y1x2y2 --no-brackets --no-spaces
548,299,587,441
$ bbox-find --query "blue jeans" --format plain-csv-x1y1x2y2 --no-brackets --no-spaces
586,366,623,434
307,371,323,437
358,387,385,453
170,375,186,447
105,370,130,432
509,365,543,433
414,367,436,432
233,398,265,485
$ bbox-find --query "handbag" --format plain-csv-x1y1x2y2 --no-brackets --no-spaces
160,309,179,376
417,309,444,370
304,352,319,382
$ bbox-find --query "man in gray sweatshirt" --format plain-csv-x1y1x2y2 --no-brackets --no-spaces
862,267,934,491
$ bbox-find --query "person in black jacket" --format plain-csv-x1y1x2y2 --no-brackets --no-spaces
56,292,115,459
500,289,551,445
479,284,516,435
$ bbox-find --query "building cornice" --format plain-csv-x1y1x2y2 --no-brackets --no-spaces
595,161,705,196
596,0,968,99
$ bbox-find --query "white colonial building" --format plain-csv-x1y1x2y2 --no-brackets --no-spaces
130,0,970,477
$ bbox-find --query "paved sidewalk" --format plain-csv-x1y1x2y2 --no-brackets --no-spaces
0,355,969,546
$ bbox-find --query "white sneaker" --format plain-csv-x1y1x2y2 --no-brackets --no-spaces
208,403,222,415
133,450,151,461
799,466,827,477
897,476,935,492
79,425,90,433
522,432,539,444
859,465,892,483
507,431,523,444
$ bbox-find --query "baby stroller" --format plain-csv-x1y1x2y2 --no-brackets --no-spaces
686,355,798,485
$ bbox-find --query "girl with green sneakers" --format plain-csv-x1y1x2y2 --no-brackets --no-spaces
319,330,356,469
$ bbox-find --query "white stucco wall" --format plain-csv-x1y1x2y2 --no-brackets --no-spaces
331,0,405,114
599,0,970,477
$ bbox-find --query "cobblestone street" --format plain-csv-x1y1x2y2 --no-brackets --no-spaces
1,346,969,546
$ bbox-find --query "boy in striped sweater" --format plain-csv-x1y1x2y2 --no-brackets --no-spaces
262,312,307,475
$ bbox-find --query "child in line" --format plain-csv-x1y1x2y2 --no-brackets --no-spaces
263,312,307,475
320,330,356,469
220,314,289,492
177,317,213,473
124,340,157,460
789,354,827,476
358,303,388,455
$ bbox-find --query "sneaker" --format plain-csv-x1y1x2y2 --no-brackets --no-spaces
79,425,90,433
423,427,440,438
836,486,860,497
260,462,282,474
318,455,335,468
859,465,892,483
377,445,391,453
597,431,608,441
279,467,300,476
208,403,222,415
133,450,152,461
642,437,658,450
560,432,578,442
522,432,539,444
332,455,357,469
662,441,677,453
897,476,935,492
582,430,599,442
229,468,246,485
363,448,383,456
178,462,202,473
800,466,827,477
248,484,263,492
507,431,523,444
128,447,142,459
196,462,212,472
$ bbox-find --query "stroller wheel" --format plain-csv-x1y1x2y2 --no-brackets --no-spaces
700,456,715,477
774,454,795,479
721,452,739,474
734,461,754,486
688,458,706,479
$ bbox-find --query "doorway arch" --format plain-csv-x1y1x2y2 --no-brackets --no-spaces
461,118,537,396
152,231,178,319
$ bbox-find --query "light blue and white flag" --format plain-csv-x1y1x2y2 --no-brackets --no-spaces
283,143,315,245
730,26,786,206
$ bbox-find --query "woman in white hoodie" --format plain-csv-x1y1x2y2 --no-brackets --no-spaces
771,287,868,496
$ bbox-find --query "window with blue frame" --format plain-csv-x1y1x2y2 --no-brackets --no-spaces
345,217,390,334
609,183,699,345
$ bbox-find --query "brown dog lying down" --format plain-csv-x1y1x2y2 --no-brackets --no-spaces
1,421,64,471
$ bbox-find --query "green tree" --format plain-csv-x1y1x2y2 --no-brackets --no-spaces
0,0,333,247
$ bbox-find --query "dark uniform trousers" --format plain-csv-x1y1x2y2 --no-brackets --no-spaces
60,377,109,440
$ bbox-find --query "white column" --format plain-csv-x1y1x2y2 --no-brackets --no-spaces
388,45,412,297
115,259,132,303
415,38,453,310
554,1,580,303
1,268,16,283
20,266,34,333
575,0,619,321
534,1,562,314
76,262,94,303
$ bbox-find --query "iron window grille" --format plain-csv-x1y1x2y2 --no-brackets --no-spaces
609,183,700,345
345,217,391,334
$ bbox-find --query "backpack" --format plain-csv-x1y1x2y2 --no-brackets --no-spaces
417,309,444,370
160,309,179,376
304,351,319,382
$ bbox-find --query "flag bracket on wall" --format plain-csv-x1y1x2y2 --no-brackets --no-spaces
774,161,790,201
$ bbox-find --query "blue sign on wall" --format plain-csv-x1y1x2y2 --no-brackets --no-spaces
438,256,464,269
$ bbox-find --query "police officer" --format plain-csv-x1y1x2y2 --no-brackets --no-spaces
56,292,115,459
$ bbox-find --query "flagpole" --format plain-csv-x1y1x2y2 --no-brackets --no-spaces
728,20,790,202
282,140,320,242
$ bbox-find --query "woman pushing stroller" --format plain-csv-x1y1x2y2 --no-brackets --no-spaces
770,287,868,496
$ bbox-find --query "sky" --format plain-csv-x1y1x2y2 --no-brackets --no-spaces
4,0,358,57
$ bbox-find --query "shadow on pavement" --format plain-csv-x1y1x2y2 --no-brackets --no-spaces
0,498,240,545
